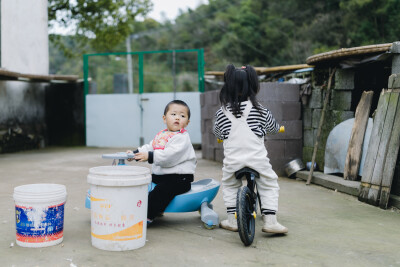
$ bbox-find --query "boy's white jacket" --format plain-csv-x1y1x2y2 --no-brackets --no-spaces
138,131,196,175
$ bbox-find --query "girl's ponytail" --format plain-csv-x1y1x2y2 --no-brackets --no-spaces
245,65,262,112
219,64,261,116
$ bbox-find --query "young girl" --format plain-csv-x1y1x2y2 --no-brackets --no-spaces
213,64,288,234
127,100,196,223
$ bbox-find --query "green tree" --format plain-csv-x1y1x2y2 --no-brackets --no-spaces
48,0,152,54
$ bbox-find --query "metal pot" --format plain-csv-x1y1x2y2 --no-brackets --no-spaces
284,158,305,178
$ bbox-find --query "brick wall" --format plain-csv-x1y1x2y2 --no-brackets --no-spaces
201,82,302,176
302,69,355,170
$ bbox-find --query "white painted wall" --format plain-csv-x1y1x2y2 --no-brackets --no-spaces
86,92,201,148
1,0,49,74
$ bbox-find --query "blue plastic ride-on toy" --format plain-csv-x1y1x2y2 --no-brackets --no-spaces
86,152,220,229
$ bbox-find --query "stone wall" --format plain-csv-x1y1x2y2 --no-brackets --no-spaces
301,68,355,171
201,82,302,176
0,81,84,153
0,81,47,153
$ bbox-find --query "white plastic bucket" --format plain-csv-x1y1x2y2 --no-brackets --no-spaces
87,166,151,251
13,184,67,248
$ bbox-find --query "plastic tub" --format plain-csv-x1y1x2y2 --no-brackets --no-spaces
13,184,67,248
87,165,151,251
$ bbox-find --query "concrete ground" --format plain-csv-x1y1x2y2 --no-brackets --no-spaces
1,147,400,267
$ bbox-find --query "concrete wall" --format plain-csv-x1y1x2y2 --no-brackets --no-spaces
1,0,49,74
86,92,202,148
201,83,302,176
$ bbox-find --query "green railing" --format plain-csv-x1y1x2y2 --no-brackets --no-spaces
83,48,205,96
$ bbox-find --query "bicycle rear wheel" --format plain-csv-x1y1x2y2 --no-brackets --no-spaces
236,186,255,246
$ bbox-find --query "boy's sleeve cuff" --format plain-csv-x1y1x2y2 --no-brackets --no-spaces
148,151,154,164
132,149,140,161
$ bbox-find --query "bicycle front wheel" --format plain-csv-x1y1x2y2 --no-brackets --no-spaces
236,186,255,246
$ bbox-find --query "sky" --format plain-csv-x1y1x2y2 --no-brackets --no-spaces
147,0,207,22
49,0,208,35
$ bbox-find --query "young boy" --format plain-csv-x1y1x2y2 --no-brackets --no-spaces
127,100,196,223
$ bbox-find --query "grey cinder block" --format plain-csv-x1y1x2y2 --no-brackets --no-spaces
200,93,205,106
312,109,322,128
215,148,224,162
334,69,355,90
303,128,314,147
330,90,352,111
309,89,323,109
202,146,215,160
204,91,218,106
208,106,219,120
201,107,208,121
390,41,400,53
265,140,285,154
259,82,300,102
303,108,312,128
259,101,301,121
285,139,303,158
265,120,302,140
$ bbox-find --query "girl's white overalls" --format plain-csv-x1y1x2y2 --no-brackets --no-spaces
221,101,280,211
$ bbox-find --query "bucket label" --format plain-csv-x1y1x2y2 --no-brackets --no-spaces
15,203,65,243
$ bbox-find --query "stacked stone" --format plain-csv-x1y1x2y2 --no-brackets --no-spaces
302,69,354,171
200,90,224,162
258,83,302,175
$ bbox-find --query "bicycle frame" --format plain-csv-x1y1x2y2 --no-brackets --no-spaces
235,167,259,209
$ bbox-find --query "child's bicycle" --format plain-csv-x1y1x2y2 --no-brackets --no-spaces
234,167,261,246
234,125,285,246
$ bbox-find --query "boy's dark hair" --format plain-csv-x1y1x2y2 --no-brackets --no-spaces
164,100,191,119
219,64,260,116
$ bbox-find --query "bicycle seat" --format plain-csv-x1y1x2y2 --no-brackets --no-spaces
235,167,259,180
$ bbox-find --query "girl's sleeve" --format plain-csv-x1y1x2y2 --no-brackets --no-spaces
153,134,194,168
213,108,225,140
261,107,280,134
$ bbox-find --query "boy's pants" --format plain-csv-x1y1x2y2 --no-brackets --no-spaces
147,179,191,220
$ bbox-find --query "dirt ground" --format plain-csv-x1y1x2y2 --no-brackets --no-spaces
1,147,400,267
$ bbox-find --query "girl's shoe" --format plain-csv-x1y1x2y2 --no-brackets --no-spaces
219,214,238,232
262,215,288,234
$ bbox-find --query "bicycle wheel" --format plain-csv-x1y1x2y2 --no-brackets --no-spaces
236,186,255,246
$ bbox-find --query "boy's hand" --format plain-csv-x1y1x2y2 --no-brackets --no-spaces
134,152,149,162
126,150,134,162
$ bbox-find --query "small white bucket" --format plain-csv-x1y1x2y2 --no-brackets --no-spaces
13,184,67,248
87,166,151,251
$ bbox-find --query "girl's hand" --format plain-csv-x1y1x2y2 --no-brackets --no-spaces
126,150,133,161
134,152,149,162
